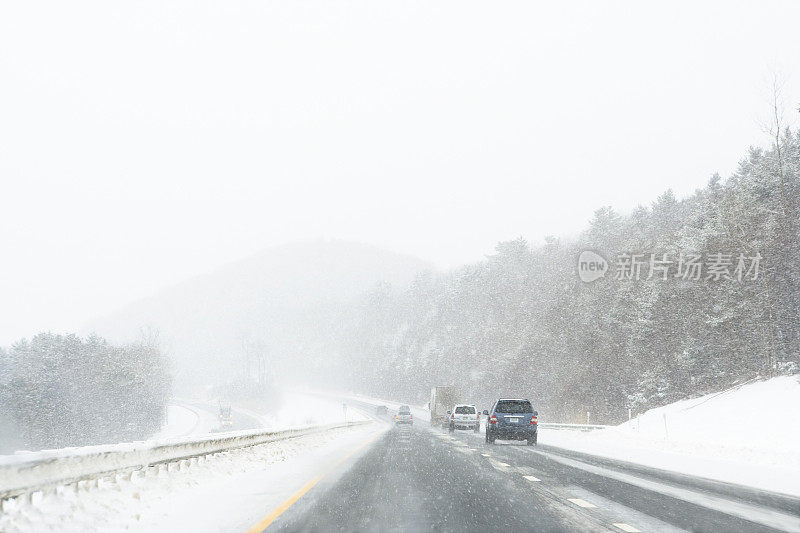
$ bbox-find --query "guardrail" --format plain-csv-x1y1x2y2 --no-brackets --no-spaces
538,422,610,432
0,420,369,503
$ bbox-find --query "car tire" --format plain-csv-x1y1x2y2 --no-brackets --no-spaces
485,429,489,443
527,437,537,446
448,423,454,433
473,424,480,433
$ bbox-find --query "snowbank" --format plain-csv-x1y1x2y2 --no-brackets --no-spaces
541,375,800,496
0,423,382,533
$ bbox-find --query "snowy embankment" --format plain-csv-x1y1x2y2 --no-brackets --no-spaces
152,392,369,440
540,375,800,496
0,392,382,533
0,423,382,533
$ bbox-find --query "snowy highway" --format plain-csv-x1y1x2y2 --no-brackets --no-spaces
4,3,800,532
2,395,799,532
258,399,800,533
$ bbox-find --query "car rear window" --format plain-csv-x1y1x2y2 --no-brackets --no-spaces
398,406,410,414
495,400,532,414
455,406,475,414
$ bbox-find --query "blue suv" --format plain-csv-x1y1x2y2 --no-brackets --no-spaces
484,399,538,445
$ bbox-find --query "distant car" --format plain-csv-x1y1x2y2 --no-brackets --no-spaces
375,405,389,418
395,405,413,425
448,404,480,433
218,402,233,428
484,399,537,445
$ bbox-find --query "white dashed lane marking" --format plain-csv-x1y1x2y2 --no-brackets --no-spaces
567,498,597,509
480,453,491,457
532,450,800,533
613,523,641,532
489,460,511,472
523,475,541,482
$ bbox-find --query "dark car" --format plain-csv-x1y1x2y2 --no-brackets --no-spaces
484,399,538,445
375,405,389,418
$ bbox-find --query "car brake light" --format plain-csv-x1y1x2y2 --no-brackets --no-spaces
451,413,455,420
530,416,538,425
477,413,480,420
410,414,412,420
490,414,498,425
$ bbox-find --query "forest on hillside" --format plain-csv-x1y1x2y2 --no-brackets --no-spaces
330,130,800,423
0,333,170,450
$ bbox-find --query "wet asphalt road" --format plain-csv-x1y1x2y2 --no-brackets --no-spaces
274,422,607,533
268,416,800,533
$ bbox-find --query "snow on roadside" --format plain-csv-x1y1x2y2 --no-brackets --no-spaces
540,375,800,496
261,392,368,428
0,422,383,533
149,391,368,441
151,404,200,439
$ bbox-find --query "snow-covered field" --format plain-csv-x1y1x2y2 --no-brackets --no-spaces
0,421,383,533
540,375,800,496
254,392,369,428
151,404,200,439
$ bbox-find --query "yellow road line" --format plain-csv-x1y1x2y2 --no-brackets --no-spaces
247,430,382,533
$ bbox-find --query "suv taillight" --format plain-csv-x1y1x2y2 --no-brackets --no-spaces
530,416,538,425
490,414,498,425
477,413,480,420
410,414,412,420
451,413,455,420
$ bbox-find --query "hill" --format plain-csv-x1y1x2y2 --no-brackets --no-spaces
87,240,432,394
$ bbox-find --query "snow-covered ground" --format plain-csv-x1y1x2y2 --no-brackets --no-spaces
540,375,800,496
151,392,369,440
254,392,369,428
1,418,383,532
151,404,200,439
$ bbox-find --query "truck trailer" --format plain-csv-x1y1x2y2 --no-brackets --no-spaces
429,386,460,427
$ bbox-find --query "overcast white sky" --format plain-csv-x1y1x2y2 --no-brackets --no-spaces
1,1,798,344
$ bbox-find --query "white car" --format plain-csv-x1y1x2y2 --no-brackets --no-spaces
448,404,479,432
